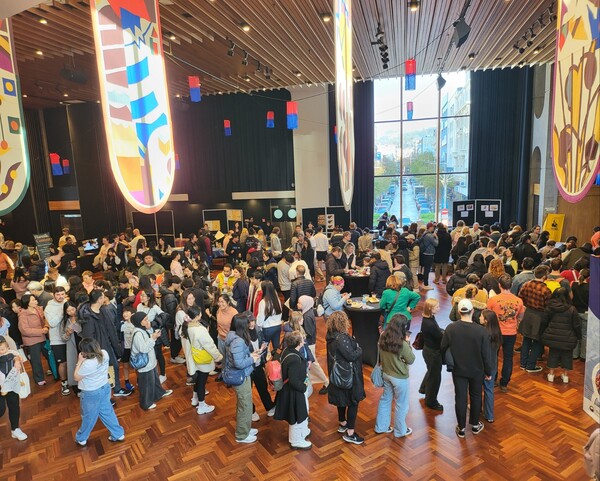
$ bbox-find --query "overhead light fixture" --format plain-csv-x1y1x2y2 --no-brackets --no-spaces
295,71,302,77
529,27,536,38
533,46,541,54
244,74,251,82
452,18,471,48
175,94,181,98
22,94,28,98
265,67,271,80
513,43,520,51
468,52,475,60
227,41,235,56
519,47,525,54
63,92,69,97
36,49,43,56
436,74,446,90
239,22,250,32
39,17,48,24
379,45,388,53
256,61,262,73
376,23,384,40
526,39,533,47
408,0,420,12
320,13,332,22
168,33,176,41
241,50,249,66
382,63,388,69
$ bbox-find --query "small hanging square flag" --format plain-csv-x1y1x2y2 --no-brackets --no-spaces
49,153,63,176
189,76,201,102
175,152,181,170
266,111,274,128
405,58,416,91
407,102,414,120
286,101,298,130
334,125,338,144
62,158,70,174
224,119,232,136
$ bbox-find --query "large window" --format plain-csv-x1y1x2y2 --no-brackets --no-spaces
374,73,470,227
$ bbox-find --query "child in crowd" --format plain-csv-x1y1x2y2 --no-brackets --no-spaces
121,306,136,392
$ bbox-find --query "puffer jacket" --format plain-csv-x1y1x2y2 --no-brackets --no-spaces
369,259,391,296
518,307,548,340
446,269,469,296
541,299,581,350
224,331,255,379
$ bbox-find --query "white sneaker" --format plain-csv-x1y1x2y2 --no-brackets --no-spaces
170,357,186,364
422,286,434,291
147,403,157,410
209,370,218,376
252,412,260,422
561,374,569,384
196,402,215,415
267,407,276,417
205,389,209,395
249,428,258,436
162,389,173,398
236,434,257,444
291,439,312,450
191,396,199,407
547,373,555,382
11,428,28,441
159,375,167,384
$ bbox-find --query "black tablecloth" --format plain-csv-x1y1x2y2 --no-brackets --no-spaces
344,298,381,367
342,275,370,296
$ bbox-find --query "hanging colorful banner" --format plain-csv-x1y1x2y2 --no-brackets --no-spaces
0,18,30,216
224,119,231,136
62,158,70,174
405,58,416,91
334,0,355,211
188,76,201,102
266,111,274,128
334,125,338,144
407,101,414,120
286,101,298,129
551,0,599,203
49,153,63,176
90,0,175,214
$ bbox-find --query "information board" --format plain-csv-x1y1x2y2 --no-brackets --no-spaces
475,199,501,225
33,232,54,260
452,200,476,226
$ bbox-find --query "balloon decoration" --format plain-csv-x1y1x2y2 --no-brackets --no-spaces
0,18,30,216
90,0,175,214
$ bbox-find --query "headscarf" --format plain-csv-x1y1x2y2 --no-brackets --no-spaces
298,295,315,314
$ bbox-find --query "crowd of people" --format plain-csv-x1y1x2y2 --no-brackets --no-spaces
0,219,596,451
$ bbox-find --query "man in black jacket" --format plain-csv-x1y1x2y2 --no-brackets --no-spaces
161,276,183,364
441,299,493,439
368,251,391,296
289,265,316,310
325,247,346,284
514,234,539,268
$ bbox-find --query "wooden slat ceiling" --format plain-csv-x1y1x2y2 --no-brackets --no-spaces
13,0,557,109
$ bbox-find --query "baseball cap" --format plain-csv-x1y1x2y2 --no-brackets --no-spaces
458,299,473,313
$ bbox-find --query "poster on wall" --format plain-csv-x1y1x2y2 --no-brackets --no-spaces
0,19,30,216
334,0,355,211
542,213,565,242
90,0,175,214
475,199,501,225
551,0,600,203
583,256,600,422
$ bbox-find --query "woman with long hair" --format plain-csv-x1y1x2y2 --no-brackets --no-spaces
137,289,167,383
224,312,261,443
256,281,282,352
375,314,415,437
480,258,505,295
130,312,172,410
451,236,468,264
298,295,329,394
379,275,420,331
170,251,184,278
61,300,81,395
73,338,124,445
419,299,444,411
326,311,366,445
248,314,275,421
17,293,49,385
480,309,502,423
181,305,222,415
232,266,249,314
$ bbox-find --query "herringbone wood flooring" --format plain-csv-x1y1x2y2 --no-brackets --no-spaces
0,282,596,480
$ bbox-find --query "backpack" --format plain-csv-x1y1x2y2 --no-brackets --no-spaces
265,358,283,391
315,291,327,317
545,278,563,293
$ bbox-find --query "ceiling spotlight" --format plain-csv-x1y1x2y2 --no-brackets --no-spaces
320,13,332,22
63,92,69,97
256,61,262,73
168,33,177,41
519,47,525,54
529,27,536,38
244,74,251,82
295,71,302,77
408,0,420,12
468,52,475,60
239,22,250,32
39,17,47,24
526,40,533,47
382,63,388,70
175,94,181,98
227,41,235,56
241,50,249,66
513,43,520,51
265,68,271,80
375,23,384,40
36,49,43,56
452,18,471,48
518,60,525,67
539,15,547,27
436,73,446,90
22,94,28,98
379,44,388,53
533,46,541,54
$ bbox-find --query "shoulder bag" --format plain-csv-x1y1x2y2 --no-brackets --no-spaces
221,347,246,386
329,336,353,390
129,331,150,370
379,290,401,330
370,349,384,388
191,331,213,364
412,332,424,350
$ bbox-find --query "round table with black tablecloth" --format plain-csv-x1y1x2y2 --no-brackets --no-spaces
343,297,381,367
342,275,370,297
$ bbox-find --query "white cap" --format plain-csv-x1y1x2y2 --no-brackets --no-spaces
458,299,474,313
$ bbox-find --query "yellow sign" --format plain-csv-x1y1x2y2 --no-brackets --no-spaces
543,214,565,242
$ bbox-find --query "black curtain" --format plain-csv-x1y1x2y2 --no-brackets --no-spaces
469,68,533,228
328,81,375,229
171,89,294,204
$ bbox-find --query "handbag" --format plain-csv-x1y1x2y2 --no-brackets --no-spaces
379,290,401,330
412,332,424,350
221,350,246,386
129,331,150,370
370,349,384,388
192,346,213,364
329,336,353,389
19,371,31,399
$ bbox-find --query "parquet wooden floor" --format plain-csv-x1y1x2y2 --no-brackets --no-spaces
0,282,596,481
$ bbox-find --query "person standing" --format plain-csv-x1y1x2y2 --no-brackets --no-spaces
480,310,502,424
18,293,49,386
73,338,125,446
44,287,69,396
0,336,27,440
417,223,438,290
441,299,493,439
374,314,415,438
419,298,444,411
297,295,329,394
486,274,525,393
326,311,366,445
256,281,283,352
433,224,452,284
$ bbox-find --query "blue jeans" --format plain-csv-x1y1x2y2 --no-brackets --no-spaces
520,336,543,370
76,383,124,443
262,325,282,352
483,367,497,421
375,374,410,437
499,334,516,387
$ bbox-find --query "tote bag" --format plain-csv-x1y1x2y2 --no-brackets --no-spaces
370,349,384,388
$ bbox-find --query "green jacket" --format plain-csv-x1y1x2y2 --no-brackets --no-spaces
380,341,415,379
379,288,421,325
